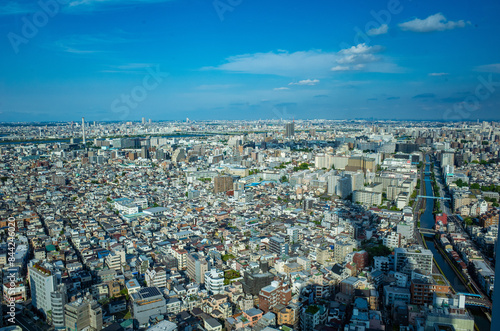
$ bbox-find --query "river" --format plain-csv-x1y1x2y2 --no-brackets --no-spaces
420,155,491,330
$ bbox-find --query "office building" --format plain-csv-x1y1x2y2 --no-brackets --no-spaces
394,247,433,275
28,261,60,317
64,296,103,331
186,253,209,284
269,236,289,256
131,287,167,328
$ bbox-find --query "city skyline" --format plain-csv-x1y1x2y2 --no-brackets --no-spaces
2,0,500,122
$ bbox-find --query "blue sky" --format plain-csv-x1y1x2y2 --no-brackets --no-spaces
1,0,500,122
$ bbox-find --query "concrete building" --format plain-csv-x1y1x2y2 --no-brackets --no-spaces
186,253,209,284
205,269,225,294
28,262,60,317
410,274,451,305
258,280,292,313
269,236,289,256
145,267,167,288
64,297,103,331
383,286,411,306
394,247,433,275
353,190,382,206
300,305,326,331
214,176,234,194
130,287,167,328
285,122,295,137
50,284,67,330
334,242,353,263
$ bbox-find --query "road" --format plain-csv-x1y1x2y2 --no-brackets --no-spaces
15,315,43,331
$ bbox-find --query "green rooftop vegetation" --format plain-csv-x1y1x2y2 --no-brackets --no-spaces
305,305,320,315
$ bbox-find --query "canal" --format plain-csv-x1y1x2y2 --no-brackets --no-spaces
420,155,491,329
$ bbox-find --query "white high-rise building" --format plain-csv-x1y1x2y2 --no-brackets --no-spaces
394,247,433,275
205,269,224,294
82,117,86,144
28,261,61,317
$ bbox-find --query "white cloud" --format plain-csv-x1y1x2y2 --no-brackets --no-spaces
205,44,402,77
274,87,290,91
367,24,389,36
289,79,320,86
338,43,383,55
332,43,396,72
331,65,351,72
203,50,338,77
428,72,449,76
399,13,470,33
475,64,500,73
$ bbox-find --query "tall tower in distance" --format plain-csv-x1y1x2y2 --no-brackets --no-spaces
82,117,86,144
285,121,295,137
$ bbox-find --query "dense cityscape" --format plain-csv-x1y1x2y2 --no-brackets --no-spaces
1,119,499,331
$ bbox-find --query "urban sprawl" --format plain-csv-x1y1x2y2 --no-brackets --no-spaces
0,119,499,331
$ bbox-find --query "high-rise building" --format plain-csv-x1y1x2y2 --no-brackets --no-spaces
140,146,149,159
213,176,233,194
51,284,67,330
242,271,274,296
410,274,451,305
142,117,146,124
82,117,86,144
205,269,225,294
258,280,292,313
186,253,209,284
394,247,433,275
269,236,289,256
64,296,103,331
334,242,354,263
285,122,295,137
28,261,60,317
